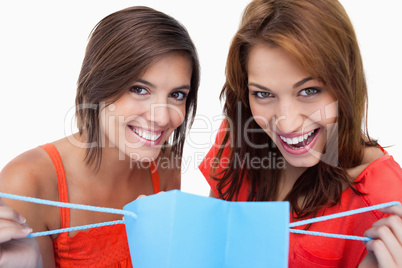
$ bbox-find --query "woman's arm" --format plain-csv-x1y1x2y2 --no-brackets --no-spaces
0,199,42,267
0,149,58,267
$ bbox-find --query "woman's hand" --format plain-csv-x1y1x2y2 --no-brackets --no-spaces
0,199,42,267
359,205,402,268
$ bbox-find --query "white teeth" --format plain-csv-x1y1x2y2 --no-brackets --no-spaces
280,130,316,146
132,127,162,141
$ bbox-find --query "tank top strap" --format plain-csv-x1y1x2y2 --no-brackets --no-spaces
40,143,70,229
150,161,160,193
379,145,387,154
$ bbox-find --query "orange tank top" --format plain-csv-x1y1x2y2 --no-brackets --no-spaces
41,143,160,267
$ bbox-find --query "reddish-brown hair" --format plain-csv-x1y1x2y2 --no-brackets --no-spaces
75,6,200,169
215,0,376,218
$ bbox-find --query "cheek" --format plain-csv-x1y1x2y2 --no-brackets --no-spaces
99,108,113,136
315,95,338,124
249,98,259,120
322,101,338,126
169,105,186,128
302,101,338,129
249,100,272,131
98,108,122,147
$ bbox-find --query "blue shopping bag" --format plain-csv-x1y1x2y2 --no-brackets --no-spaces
124,190,289,268
2,190,396,267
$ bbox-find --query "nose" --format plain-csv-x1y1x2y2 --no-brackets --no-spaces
273,99,304,134
146,102,170,128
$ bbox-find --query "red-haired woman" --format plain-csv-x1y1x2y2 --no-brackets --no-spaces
199,0,402,267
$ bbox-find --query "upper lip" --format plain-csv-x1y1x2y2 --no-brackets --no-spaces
128,125,165,134
275,128,318,139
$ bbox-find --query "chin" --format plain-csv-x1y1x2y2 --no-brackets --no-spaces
287,158,320,168
125,148,161,163
281,150,322,168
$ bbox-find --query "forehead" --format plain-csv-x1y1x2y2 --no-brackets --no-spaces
142,52,191,74
247,44,311,85
137,53,192,87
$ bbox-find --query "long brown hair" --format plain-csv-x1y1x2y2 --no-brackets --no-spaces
214,0,376,218
75,6,200,169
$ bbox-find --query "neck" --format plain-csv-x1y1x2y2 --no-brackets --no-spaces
71,133,145,184
277,161,307,201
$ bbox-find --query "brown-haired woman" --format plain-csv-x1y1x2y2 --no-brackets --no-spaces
199,0,402,266
0,6,199,267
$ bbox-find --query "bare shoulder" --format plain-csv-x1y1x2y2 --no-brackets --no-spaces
362,146,385,164
156,148,181,191
0,146,58,200
0,145,60,233
348,146,385,180
0,146,59,265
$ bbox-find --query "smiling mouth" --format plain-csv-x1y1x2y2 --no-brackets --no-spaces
128,126,163,141
279,129,319,149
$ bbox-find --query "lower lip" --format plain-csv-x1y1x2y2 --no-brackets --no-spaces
129,127,164,147
277,129,320,155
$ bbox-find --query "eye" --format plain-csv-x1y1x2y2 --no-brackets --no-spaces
169,91,188,101
299,87,319,96
130,86,149,95
252,91,274,99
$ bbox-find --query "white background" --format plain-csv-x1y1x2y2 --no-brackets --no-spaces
0,1,401,197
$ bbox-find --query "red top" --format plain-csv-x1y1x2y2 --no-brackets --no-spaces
199,121,402,267
41,143,160,267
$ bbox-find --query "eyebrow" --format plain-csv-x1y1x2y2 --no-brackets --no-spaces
137,79,154,87
248,82,270,91
293,77,313,88
248,77,314,91
136,79,191,91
